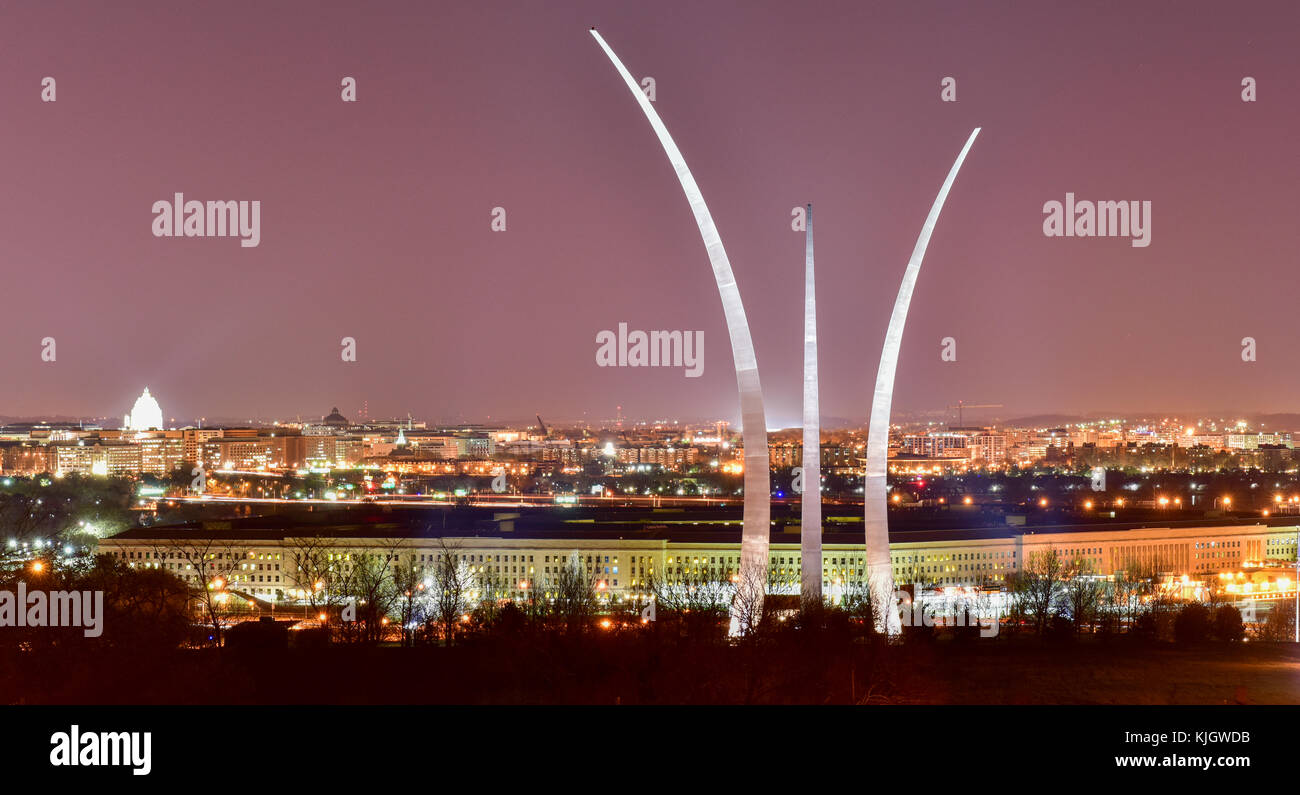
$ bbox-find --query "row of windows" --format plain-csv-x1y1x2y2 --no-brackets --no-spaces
104,531,1300,588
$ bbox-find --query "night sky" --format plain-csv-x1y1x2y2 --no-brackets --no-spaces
1,1,1297,427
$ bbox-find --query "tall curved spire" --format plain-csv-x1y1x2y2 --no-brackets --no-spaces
865,128,980,636
589,29,770,631
801,203,821,604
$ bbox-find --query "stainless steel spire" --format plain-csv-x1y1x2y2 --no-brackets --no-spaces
590,29,771,633
801,203,821,604
865,129,980,636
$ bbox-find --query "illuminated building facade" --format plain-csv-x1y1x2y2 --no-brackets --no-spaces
124,388,164,432
101,518,1300,606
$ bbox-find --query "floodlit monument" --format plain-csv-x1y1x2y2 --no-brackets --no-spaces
124,387,163,431
800,203,821,603
590,28,771,633
865,128,980,635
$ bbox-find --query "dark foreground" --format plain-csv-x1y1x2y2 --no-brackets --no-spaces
4,633,1297,705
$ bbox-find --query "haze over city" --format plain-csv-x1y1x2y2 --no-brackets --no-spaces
1,0,1298,428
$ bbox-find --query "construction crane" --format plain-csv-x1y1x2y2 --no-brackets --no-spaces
946,401,1003,427
535,414,548,436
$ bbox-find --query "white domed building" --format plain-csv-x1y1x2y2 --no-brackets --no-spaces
124,387,164,431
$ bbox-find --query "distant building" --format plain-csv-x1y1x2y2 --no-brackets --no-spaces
124,388,164,431
901,433,970,459
1226,432,1293,450
99,512,1300,601
970,434,1007,463
304,407,350,436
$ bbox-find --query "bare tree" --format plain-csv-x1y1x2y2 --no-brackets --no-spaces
1257,599,1297,642
392,560,429,648
1008,548,1065,635
840,577,877,626
545,551,598,634
1104,562,1162,635
425,539,474,645
469,561,504,628
150,536,245,647
1062,556,1103,633
643,565,734,640
729,564,769,636
284,534,344,618
332,539,408,644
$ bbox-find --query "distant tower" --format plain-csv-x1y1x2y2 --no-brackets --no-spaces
864,129,980,636
800,203,822,604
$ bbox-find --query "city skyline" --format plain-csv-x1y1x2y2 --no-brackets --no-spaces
0,0,1297,766
10,395,1300,431
2,1,1299,427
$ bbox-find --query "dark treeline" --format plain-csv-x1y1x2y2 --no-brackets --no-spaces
0,550,1295,703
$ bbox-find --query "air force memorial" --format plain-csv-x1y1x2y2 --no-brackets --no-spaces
590,28,981,634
